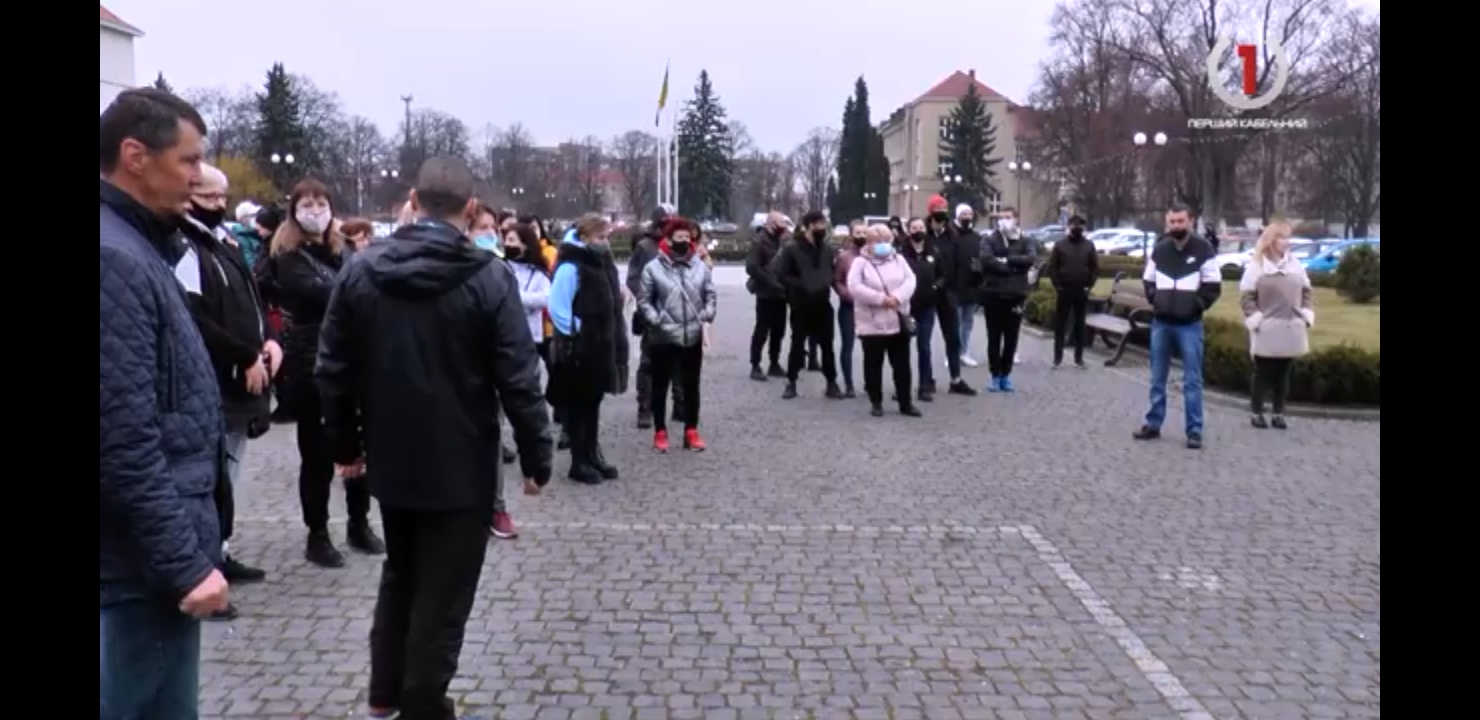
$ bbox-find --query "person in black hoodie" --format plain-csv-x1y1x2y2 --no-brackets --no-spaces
272,179,384,568
745,211,790,380
174,164,272,619
900,217,978,401
976,206,1037,392
316,155,553,720
1044,215,1099,368
773,210,843,400
627,205,684,428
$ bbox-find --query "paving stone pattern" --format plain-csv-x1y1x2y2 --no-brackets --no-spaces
208,267,1380,720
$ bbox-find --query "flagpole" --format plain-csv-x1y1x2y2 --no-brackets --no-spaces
670,109,679,212
655,114,665,208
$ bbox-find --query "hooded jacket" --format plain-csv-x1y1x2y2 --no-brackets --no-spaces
638,239,718,347
314,219,553,510
745,226,787,299
1142,233,1221,324
976,229,1037,300
772,231,838,306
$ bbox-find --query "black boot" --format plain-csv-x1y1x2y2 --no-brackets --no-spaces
870,403,885,417
917,386,934,403
221,555,265,584
347,520,385,555
767,362,786,378
781,381,798,400
899,402,923,418
305,531,345,568
842,384,857,399
592,445,620,480
750,365,767,381
636,410,654,430
824,383,845,400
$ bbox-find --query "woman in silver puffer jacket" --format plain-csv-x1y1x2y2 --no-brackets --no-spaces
637,217,718,453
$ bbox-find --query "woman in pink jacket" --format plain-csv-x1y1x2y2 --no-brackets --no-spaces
846,226,920,417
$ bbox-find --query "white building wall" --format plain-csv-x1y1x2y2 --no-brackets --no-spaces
99,28,137,113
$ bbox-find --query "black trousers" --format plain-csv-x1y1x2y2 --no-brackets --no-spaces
860,332,913,406
213,466,234,545
294,384,370,533
982,296,1026,378
1052,288,1091,364
750,298,788,367
649,342,703,432
368,505,490,720
786,302,837,383
564,390,605,469
934,294,963,382
636,332,685,419
1251,357,1294,415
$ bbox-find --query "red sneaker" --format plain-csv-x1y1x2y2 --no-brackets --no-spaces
683,428,706,452
653,429,669,453
489,511,517,539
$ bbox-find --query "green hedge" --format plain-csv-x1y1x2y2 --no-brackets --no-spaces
1024,286,1380,406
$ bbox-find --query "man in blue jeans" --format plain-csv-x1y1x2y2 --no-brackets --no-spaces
101,88,230,720
1133,204,1222,449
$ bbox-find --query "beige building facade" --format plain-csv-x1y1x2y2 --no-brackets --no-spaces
880,70,1059,225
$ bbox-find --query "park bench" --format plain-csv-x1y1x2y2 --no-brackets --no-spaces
1085,272,1154,367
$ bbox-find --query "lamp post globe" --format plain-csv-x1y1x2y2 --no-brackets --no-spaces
284,154,295,165
1022,161,1032,172
1132,132,1148,147
1153,132,1168,146
270,153,281,164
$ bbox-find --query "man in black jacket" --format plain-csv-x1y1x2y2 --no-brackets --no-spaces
174,164,275,619
745,211,790,380
900,218,976,400
316,155,552,720
774,210,843,400
1044,215,1099,368
976,206,1037,392
1133,203,1221,450
627,205,683,428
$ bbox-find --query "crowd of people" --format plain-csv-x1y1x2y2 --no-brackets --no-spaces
101,88,1318,720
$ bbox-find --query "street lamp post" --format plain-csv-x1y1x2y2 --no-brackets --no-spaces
1131,132,1168,254
1006,161,1033,215
901,183,920,217
863,191,878,215
511,187,525,209
269,152,296,194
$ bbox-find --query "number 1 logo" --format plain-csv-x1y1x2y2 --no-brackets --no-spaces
1206,37,1290,111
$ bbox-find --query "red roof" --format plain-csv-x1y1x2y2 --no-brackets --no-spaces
912,69,1013,106
100,5,143,36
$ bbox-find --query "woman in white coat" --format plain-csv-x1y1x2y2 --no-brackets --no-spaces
502,223,552,503
1239,221,1314,430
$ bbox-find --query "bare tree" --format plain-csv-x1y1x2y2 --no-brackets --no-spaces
1298,13,1379,235
611,130,658,218
791,128,838,212
491,123,536,193
181,86,256,163
573,135,606,212
744,150,788,214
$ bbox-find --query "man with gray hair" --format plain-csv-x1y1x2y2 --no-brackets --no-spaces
316,155,553,720
174,162,279,619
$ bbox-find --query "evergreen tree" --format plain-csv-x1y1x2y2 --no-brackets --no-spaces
676,70,734,219
824,176,839,221
254,63,308,192
152,72,173,94
835,92,863,221
938,84,1001,209
865,130,889,216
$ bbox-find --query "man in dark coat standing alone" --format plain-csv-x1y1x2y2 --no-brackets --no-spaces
316,155,553,720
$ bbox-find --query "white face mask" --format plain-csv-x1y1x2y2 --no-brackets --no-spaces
296,208,330,235
998,218,1017,232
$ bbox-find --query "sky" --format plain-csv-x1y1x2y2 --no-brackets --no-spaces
112,0,1379,153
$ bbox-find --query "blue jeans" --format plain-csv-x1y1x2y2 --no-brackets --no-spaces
101,601,202,720
912,305,937,386
1145,320,1206,437
836,303,856,388
958,302,978,357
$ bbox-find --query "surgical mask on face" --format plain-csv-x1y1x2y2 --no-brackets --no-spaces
999,218,1016,232
473,234,500,252
296,208,330,235
871,242,893,258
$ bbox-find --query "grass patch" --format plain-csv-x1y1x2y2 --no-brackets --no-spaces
1089,279,1379,351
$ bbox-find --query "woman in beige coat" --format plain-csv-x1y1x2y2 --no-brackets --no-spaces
1239,222,1315,429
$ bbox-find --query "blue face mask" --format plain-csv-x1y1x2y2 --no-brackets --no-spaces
473,234,500,252
871,242,893,258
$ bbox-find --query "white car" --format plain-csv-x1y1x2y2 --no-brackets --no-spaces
1089,229,1154,255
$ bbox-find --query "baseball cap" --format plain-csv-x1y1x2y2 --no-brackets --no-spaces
235,201,262,224
926,195,949,213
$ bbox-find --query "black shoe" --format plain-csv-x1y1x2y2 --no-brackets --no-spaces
824,383,845,400
568,464,603,485
557,429,570,450
917,387,934,403
502,444,516,464
1250,413,1269,429
636,412,653,430
205,603,240,622
592,446,620,480
221,555,265,584
1186,434,1204,450
750,365,767,381
781,382,798,400
305,532,345,568
899,404,923,418
767,363,786,378
842,385,857,399
347,522,386,555
870,403,885,417
947,380,977,397
1132,426,1161,441
1270,415,1288,430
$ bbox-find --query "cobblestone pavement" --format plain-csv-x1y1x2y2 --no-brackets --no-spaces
206,267,1380,720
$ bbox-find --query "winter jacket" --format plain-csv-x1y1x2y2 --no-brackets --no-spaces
315,218,553,509
638,241,718,347
549,232,622,396
947,225,982,303
627,230,662,333
1142,234,1221,324
833,247,862,304
1239,252,1314,358
744,227,787,298
1045,233,1099,291
509,258,552,343
772,235,837,306
99,179,222,607
273,242,345,408
846,252,917,336
899,235,945,307
976,230,1037,300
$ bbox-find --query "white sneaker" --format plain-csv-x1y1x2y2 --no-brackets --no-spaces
960,355,981,368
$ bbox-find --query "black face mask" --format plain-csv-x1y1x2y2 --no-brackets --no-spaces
670,241,691,255
1069,226,1085,238
1168,229,1189,241
188,203,225,229
810,229,829,242
958,219,974,231
505,247,525,261
851,237,867,248
930,212,950,224
909,232,926,243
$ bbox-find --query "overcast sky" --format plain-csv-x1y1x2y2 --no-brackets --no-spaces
113,0,1379,152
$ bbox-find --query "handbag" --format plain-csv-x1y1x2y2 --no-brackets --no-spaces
868,261,916,337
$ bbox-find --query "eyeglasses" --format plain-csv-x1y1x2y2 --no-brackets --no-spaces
192,192,227,202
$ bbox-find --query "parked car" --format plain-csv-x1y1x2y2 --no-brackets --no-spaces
1303,237,1380,273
